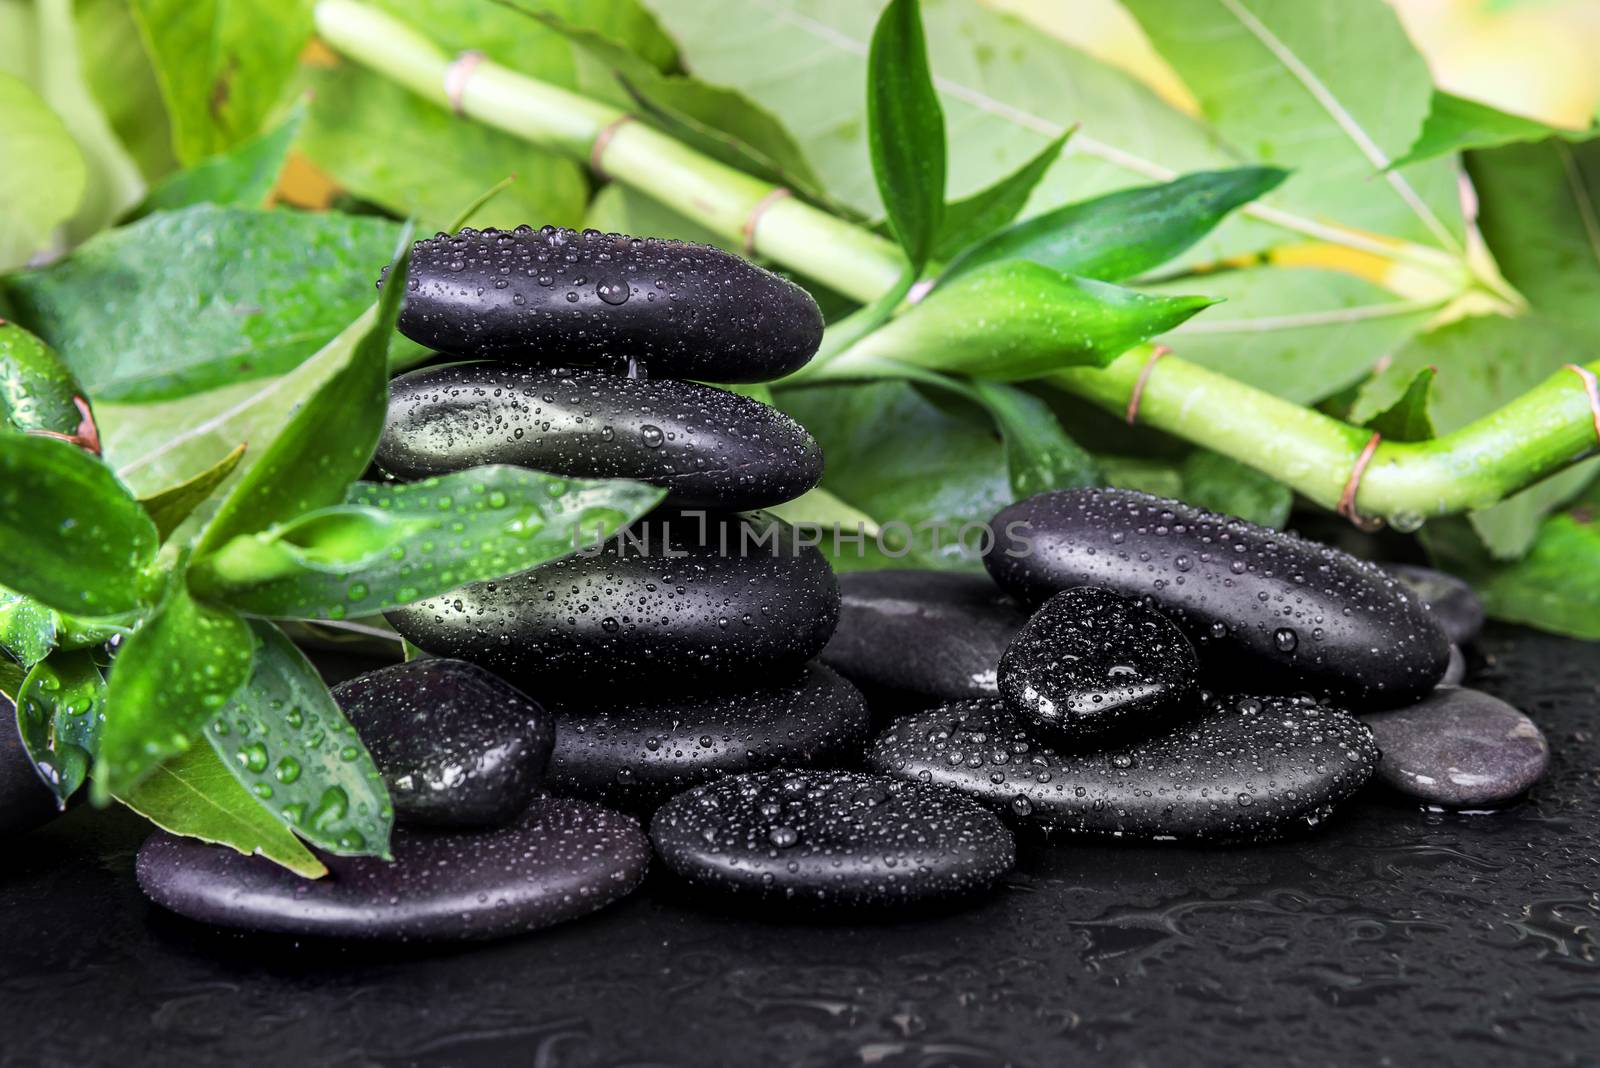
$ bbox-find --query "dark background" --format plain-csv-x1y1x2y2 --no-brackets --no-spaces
3,624,1596,1068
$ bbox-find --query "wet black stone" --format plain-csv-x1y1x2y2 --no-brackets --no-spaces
331,659,553,828
378,363,824,510
387,226,824,383
547,663,870,809
135,797,648,941
868,696,1378,841
820,570,1028,704
386,511,840,695
1363,687,1549,807
998,587,1197,749
1387,563,1485,646
650,769,1014,911
984,488,1449,708
0,697,58,837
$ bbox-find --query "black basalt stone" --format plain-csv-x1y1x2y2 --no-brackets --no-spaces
386,511,840,694
997,586,1197,748
820,570,1028,703
983,488,1449,708
331,659,553,828
547,663,870,809
386,226,825,383
1387,563,1485,646
135,797,649,942
1363,687,1549,807
868,695,1379,842
1,697,58,837
377,363,823,510
650,769,1014,911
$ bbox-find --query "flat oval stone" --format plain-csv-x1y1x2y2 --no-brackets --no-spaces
998,586,1197,748
547,663,870,809
984,488,1449,708
650,770,1014,910
868,696,1378,842
387,511,839,694
1387,564,1485,646
331,659,553,828
388,226,824,383
820,570,1028,703
1,699,58,837
1362,687,1549,807
378,363,824,510
135,797,648,941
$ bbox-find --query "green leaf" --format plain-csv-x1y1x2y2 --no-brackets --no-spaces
840,260,1216,380
867,0,945,268
195,231,412,554
1178,449,1291,529
0,319,88,437
116,742,326,878
129,104,303,219
130,0,313,164
192,465,666,619
1363,366,1436,442
934,133,1068,260
0,433,159,617
585,183,726,249
4,205,420,404
1391,91,1596,170
0,657,24,703
16,648,106,804
138,443,247,543
0,72,86,270
94,581,254,801
204,620,392,857
962,380,1099,498
74,0,177,183
0,588,57,669
939,167,1288,287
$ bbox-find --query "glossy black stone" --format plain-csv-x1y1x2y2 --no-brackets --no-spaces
1388,563,1485,646
998,587,1197,748
387,511,840,694
377,363,824,510
547,663,869,809
1363,687,1549,807
820,569,1028,703
0,697,58,837
331,659,553,828
386,226,825,383
984,488,1449,708
651,769,1014,911
869,695,1378,841
135,797,648,942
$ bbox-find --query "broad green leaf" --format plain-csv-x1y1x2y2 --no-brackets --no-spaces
117,742,326,878
1466,505,1600,639
130,0,313,164
130,105,303,219
1391,91,1596,170
1363,366,1436,443
0,319,87,436
195,232,411,554
192,466,666,619
586,184,727,249
4,205,419,403
16,648,105,803
94,582,254,801
0,73,86,270
1179,449,1291,529
74,0,176,182
205,621,392,857
963,380,1099,498
0,589,56,669
867,0,945,268
934,134,1068,260
138,443,246,543
0,433,159,617
840,260,1216,380
938,167,1287,287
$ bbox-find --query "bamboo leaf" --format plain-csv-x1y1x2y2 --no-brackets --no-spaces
867,0,945,268
137,443,247,543
1363,366,1437,442
16,648,106,804
0,320,88,438
934,133,1068,260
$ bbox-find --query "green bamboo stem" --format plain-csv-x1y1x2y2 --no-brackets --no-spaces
314,0,1600,525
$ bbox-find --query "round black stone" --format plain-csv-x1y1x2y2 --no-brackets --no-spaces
546,663,870,809
1387,563,1485,646
135,797,648,941
983,488,1449,708
378,363,824,510
387,226,824,383
997,586,1197,748
650,769,1014,911
0,696,58,837
868,696,1379,842
386,511,840,695
820,569,1028,703
1362,687,1549,807
331,659,553,828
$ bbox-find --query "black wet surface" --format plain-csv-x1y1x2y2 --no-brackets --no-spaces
2,625,1597,1067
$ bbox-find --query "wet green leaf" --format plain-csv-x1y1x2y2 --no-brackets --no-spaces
16,648,106,804
129,105,303,219
867,0,945,268
934,134,1068,261
1364,366,1437,443
1391,91,1596,170
961,380,1099,498
0,72,86,270
0,319,86,437
138,443,247,543
0,588,57,669
1179,450,1292,530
